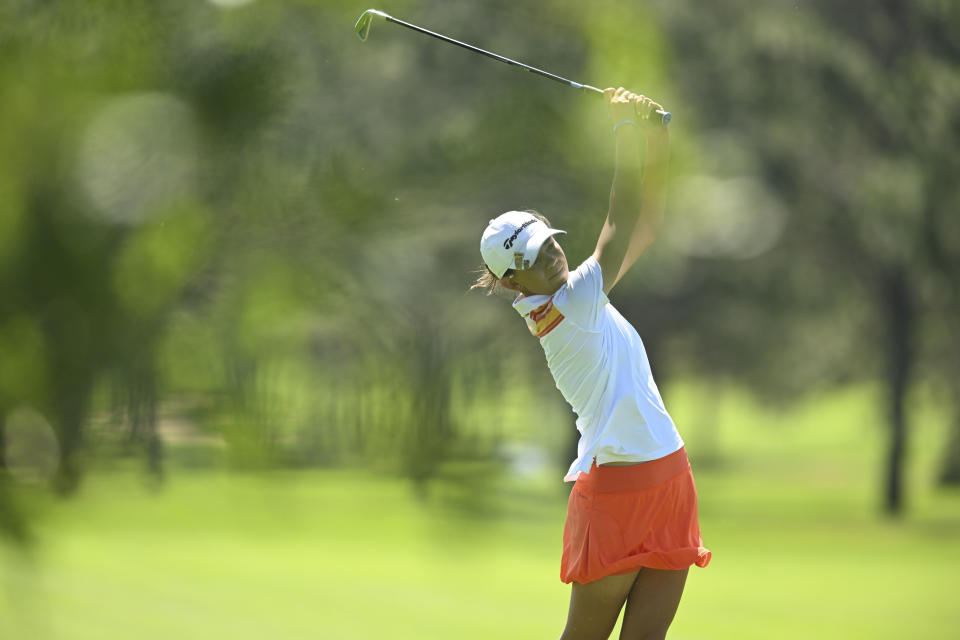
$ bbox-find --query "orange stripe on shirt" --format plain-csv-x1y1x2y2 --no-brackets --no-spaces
527,299,565,338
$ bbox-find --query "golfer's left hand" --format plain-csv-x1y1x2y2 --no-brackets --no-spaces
605,87,640,126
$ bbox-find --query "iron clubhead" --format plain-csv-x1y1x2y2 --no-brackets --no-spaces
355,9,389,42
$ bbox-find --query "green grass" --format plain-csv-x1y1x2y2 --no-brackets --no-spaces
2,383,959,639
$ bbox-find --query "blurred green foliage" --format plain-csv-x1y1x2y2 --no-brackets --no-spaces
0,0,958,553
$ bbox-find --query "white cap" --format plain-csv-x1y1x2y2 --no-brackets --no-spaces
480,211,566,278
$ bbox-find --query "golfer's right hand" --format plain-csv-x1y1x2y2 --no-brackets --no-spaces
633,94,665,129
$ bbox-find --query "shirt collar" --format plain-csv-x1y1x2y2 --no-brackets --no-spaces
512,293,553,317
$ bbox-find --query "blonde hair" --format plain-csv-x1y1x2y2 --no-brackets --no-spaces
470,264,514,296
470,210,552,296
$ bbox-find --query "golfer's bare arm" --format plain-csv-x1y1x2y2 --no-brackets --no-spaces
592,88,670,294
612,127,669,288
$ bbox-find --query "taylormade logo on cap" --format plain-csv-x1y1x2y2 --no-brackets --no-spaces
503,219,537,250
480,211,566,278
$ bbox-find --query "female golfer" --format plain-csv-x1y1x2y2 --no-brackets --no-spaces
474,88,710,640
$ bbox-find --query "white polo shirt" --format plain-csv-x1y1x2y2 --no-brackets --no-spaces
512,256,683,481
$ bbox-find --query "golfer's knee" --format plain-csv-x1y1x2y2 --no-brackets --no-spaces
559,625,610,640
620,621,672,640
560,618,620,640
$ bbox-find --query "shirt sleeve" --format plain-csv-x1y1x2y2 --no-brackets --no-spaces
552,256,608,329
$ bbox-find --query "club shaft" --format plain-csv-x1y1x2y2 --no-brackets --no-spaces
384,15,598,92
371,11,670,124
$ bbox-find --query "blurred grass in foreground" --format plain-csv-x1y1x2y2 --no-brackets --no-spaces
2,382,959,639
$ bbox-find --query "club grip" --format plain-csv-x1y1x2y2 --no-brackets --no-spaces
582,84,671,125
638,103,671,126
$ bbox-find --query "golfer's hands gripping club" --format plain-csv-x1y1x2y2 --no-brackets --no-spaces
604,87,668,130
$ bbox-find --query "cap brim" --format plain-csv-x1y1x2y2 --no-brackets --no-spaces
522,226,566,267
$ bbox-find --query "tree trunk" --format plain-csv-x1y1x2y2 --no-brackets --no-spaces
938,397,960,486
127,363,163,485
405,317,454,491
882,267,913,516
0,412,6,472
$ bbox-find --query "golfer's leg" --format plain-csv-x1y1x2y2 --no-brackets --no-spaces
618,568,688,640
560,570,639,640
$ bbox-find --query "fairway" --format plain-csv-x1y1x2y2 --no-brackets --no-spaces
2,384,959,639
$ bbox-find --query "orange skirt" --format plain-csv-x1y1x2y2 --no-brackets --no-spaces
561,447,711,584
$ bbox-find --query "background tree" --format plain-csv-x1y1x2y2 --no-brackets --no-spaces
655,0,960,513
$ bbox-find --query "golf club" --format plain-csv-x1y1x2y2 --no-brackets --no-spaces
355,9,671,126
